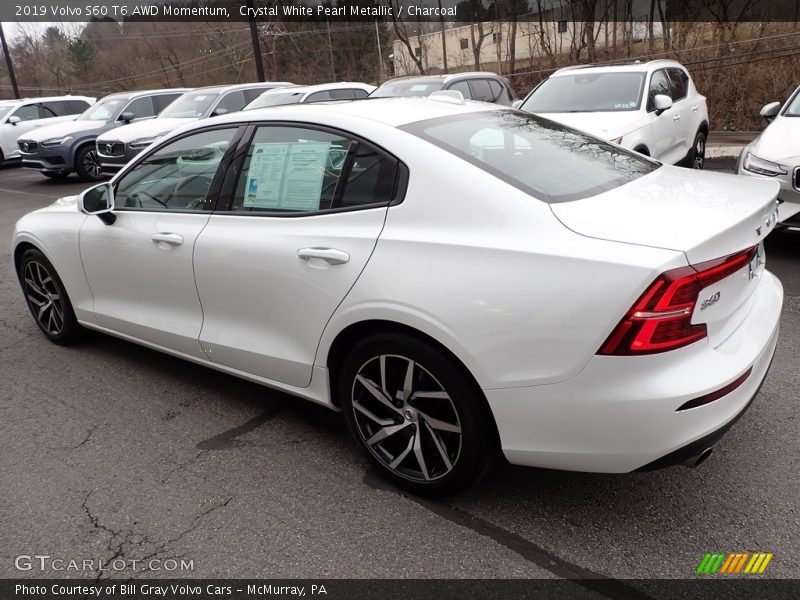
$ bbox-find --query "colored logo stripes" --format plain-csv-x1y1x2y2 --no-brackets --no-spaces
696,552,773,574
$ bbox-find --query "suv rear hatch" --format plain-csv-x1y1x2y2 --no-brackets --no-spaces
551,166,780,349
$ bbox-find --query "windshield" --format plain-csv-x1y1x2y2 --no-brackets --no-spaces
78,97,126,121
522,72,646,113
371,80,444,98
245,92,303,109
403,110,658,203
159,91,219,118
782,86,800,116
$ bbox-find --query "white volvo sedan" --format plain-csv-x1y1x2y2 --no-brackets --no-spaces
12,96,783,495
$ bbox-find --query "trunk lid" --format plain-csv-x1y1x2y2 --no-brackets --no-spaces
551,165,780,348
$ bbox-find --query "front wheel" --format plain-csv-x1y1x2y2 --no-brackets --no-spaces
690,130,707,169
19,248,83,345
340,333,497,496
75,146,104,181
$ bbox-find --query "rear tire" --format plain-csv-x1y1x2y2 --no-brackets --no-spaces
340,333,496,496
690,130,707,169
18,248,83,345
74,146,104,181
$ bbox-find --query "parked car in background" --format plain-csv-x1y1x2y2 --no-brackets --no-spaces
519,60,709,168
18,89,188,181
96,82,292,174
0,96,95,163
371,72,515,105
737,85,800,227
244,82,376,110
13,97,782,494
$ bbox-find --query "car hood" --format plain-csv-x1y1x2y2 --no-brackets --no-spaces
96,117,197,143
748,116,800,164
537,111,647,141
23,120,106,142
550,165,780,264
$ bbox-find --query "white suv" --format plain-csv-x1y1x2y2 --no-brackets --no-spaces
519,60,709,168
0,95,95,162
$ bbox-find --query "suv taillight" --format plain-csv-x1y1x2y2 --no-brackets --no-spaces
599,246,757,355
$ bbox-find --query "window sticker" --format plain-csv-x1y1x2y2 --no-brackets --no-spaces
244,141,331,211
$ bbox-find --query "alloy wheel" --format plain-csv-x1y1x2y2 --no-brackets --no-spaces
83,150,103,179
350,354,462,482
693,135,705,169
23,260,65,336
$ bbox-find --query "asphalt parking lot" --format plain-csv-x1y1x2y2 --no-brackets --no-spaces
1,161,798,587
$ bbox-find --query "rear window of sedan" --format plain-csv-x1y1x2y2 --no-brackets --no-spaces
403,110,658,203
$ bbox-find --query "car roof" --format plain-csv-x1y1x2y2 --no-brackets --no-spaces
382,72,503,84
260,82,375,96
0,95,95,105
188,82,293,94
124,88,192,99
551,59,687,76
216,96,501,128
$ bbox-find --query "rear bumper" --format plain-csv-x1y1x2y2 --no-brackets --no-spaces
485,270,782,473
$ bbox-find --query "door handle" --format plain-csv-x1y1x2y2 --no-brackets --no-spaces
672,115,681,121
297,247,350,265
151,232,184,247
691,105,699,111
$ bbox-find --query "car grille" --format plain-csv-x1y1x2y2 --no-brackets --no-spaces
18,140,38,154
98,141,125,157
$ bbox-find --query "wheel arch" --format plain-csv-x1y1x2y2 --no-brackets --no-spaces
633,144,650,156
70,138,98,162
13,240,39,280
698,120,709,136
324,318,501,447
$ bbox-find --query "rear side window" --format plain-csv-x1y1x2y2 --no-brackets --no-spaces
152,93,182,114
124,97,156,119
231,126,398,214
306,91,333,103
404,111,658,203
352,88,369,99
330,89,356,100
469,79,495,102
244,88,265,103
41,101,68,116
66,100,91,113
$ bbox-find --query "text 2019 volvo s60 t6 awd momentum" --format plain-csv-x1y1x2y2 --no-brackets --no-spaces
12,96,782,494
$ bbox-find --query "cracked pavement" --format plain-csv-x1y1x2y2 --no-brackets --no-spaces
0,165,798,583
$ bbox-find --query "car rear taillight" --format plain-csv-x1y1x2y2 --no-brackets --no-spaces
599,246,757,355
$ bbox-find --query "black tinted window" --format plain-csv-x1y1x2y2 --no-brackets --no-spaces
125,97,156,119
66,100,90,113
41,101,68,116
339,143,398,208
152,93,182,114
331,89,356,99
469,79,495,102
647,70,671,111
215,91,246,114
448,80,472,99
667,68,688,100
352,89,369,99
306,91,333,103
244,88,265,103
404,111,658,203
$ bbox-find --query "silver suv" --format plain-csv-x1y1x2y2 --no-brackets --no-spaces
19,89,188,181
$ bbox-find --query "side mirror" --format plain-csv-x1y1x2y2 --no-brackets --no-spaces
8,115,20,125
512,99,523,109
211,107,228,117
78,182,116,225
120,111,135,123
760,101,781,124
653,94,673,115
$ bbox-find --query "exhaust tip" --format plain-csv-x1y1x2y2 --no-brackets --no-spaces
683,447,714,468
